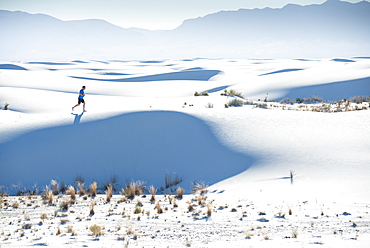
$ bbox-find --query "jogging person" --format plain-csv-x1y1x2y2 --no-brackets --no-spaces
72,86,86,112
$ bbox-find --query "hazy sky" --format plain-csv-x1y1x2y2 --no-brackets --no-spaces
0,0,368,30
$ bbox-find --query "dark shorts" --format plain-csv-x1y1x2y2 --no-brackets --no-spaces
78,98,85,104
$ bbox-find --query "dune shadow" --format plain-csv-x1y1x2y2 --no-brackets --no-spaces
332,58,356,63
27,62,75,66
0,64,27,70
259,68,304,76
206,85,231,93
0,111,256,194
70,69,221,82
277,77,370,102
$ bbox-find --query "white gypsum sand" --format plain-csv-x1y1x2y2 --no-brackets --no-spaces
0,58,369,247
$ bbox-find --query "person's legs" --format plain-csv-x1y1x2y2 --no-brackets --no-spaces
72,103,80,111
82,102,86,112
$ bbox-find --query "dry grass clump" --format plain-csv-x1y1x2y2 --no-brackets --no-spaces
51,180,58,195
176,187,184,199
76,181,86,196
89,182,97,197
149,185,157,202
106,184,113,202
192,181,208,195
155,202,163,214
89,224,102,236
165,172,182,189
206,203,212,217
42,187,53,205
90,201,95,215
60,201,70,211
122,181,145,199
292,228,298,238
67,186,76,201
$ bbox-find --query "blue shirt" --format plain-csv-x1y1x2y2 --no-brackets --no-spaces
78,89,85,99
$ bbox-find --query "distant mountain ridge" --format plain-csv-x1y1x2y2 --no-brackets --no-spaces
1,0,369,60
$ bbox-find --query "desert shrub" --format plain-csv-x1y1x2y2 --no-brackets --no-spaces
90,201,95,215
165,172,182,189
350,95,370,103
106,184,113,202
50,180,58,195
206,203,212,217
41,187,53,205
123,181,145,199
227,98,244,107
76,181,86,196
90,182,97,197
201,91,209,96
176,187,184,199
89,224,102,236
280,98,294,105
60,201,69,211
292,228,298,238
303,96,324,104
205,102,213,108
3,103,9,110
295,98,303,103
194,91,201,96
192,181,208,195
155,202,163,214
67,186,76,201
134,205,142,214
222,89,243,98
149,185,157,202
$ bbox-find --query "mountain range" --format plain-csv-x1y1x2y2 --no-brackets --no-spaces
1,0,369,61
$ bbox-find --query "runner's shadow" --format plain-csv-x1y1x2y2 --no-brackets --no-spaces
72,112,84,125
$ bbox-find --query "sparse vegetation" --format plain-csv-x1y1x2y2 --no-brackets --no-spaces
221,89,243,98
90,182,97,197
176,187,184,199
106,184,113,202
165,172,182,189
227,98,245,107
122,181,145,199
149,185,157,202
89,224,102,236
205,102,214,108
3,103,9,110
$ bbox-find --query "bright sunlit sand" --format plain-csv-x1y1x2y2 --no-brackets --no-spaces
0,58,369,247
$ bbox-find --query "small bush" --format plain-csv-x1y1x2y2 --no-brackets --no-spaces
205,102,213,108
89,224,102,236
350,95,370,103
303,96,324,104
155,202,163,214
67,186,76,201
90,182,97,197
227,98,244,107
192,181,208,195
194,91,201,96
3,103,9,110
106,184,113,202
134,205,142,214
149,185,157,202
176,187,184,199
123,181,145,199
165,172,182,189
280,98,295,105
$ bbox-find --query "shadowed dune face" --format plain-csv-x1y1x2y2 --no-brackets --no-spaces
0,64,27,70
0,111,255,193
70,69,221,82
278,77,370,102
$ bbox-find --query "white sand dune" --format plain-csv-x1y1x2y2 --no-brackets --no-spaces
0,58,370,247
